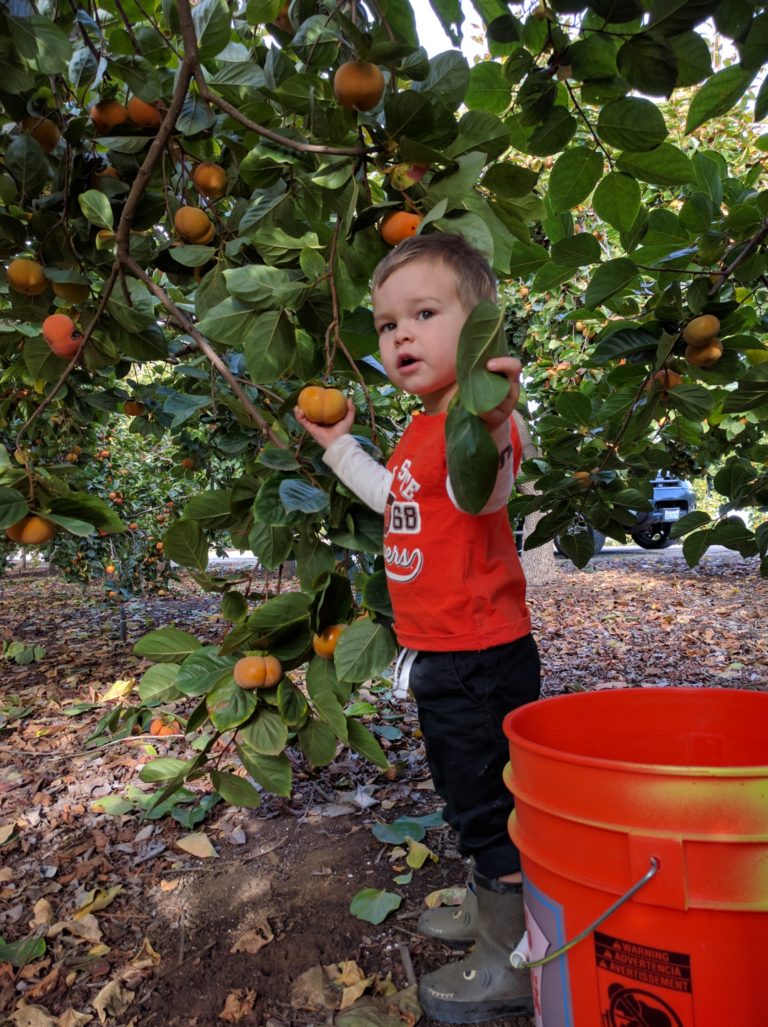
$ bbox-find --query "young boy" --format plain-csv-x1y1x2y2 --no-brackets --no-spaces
295,233,540,1024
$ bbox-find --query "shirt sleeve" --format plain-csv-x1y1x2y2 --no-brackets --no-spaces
322,434,393,515
446,417,517,515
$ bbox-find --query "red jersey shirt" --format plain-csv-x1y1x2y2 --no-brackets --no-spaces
384,412,531,651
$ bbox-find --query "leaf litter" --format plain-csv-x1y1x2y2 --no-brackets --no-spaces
1,551,766,1027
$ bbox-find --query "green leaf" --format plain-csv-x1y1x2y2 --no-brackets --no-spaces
617,34,677,98
139,664,181,704
221,591,248,623
0,487,28,530
548,146,604,213
347,718,389,770
207,675,258,731
526,105,577,157
238,748,292,796
313,689,349,743
0,934,46,969
617,144,696,187
372,818,426,844
298,716,338,766
139,757,195,782
279,479,329,515
239,708,289,756
248,522,293,570
183,491,232,529
481,163,539,199
177,648,233,697
8,15,71,74
78,189,114,231
444,405,499,515
163,519,208,571
592,173,641,234
549,233,602,269
465,60,509,114
589,328,658,366
685,65,756,134
350,888,402,925
556,525,595,569
134,628,202,663
211,770,261,809
247,592,311,636
277,678,309,729
584,259,640,309
333,619,398,685
243,310,294,382
456,300,508,415
597,98,667,152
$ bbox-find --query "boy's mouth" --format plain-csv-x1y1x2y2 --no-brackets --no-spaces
397,354,419,369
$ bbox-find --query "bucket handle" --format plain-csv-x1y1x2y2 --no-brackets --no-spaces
510,857,660,971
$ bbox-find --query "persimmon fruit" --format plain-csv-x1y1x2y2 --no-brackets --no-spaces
174,207,215,244
127,96,162,128
645,369,683,398
682,314,720,348
233,655,283,689
379,210,423,246
312,624,347,659
123,400,145,416
90,99,129,133
5,515,57,545
180,456,195,470
192,162,228,199
686,338,723,368
333,60,385,111
20,116,61,153
298,386,347,426
7,258,48,295
52,281,90,303
150,717,178,737
42,313,81,358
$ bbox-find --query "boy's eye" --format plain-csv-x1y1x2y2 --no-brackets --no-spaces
378,321,395,334
417,309,434,321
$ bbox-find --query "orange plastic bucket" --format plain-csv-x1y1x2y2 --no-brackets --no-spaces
503,687,768,1027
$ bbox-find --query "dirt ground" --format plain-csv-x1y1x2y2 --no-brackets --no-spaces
2,550,767,1026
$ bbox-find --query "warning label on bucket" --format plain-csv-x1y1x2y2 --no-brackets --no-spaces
595,931,694,1026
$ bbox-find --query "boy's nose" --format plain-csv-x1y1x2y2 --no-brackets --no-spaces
394,322,412,344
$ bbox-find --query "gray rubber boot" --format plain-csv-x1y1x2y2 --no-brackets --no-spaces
417,878,478,947
418,870,532,1024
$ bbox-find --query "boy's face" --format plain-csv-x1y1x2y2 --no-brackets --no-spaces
373,259,469,415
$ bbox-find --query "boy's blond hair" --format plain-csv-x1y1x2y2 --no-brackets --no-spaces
371,233,497,311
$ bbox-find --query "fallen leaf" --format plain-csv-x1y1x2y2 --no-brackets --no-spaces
325,960,371,1010
57,1011,92,1027
31,900,54,926
73,886,123,919
97,679,135,703
7,1001,57,1027
424,886,465,910
290,965,339,1011
0,823,16,845
92,978,134,1025
176,832,218,859
159,878,179,892
130,937,161,969
218,988,257,1023
229,920,273,954
405,838,436,869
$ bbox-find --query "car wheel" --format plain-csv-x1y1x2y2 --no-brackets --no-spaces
631,524,672,549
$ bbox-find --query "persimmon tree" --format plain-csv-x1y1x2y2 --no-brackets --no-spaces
1,0,768,808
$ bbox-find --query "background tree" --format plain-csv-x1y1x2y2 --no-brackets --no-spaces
1,0,767,807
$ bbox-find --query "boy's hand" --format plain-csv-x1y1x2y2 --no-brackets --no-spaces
295,398,356,449
480,357,522,429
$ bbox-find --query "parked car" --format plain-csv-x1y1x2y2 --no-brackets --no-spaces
554,473,697,554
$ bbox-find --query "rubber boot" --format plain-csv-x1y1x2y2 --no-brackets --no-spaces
417,878,478,947
418,870,532,1024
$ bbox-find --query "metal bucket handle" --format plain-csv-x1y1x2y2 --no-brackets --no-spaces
510,857,660,970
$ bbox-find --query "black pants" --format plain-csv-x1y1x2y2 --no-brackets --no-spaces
408,634,541,880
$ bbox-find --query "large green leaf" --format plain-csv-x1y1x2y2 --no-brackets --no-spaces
347,718,389,769
548,146,604,213
616,34,677,97
350,888,402,925
237,748,292,796
210,770,261,809
592,172,641,234
616,144,696,187
163,519,208,571
444,404,499,515
247,592,311,635
0,487,28,530
240,708,289,755
207,675,258,731
297,716,338,766
139,664,182,704
134,628,202,663
685,65,756,133
597,98,668,152
584,259,640,309
8,15,71,74
243,310,294,382
456,300,509,415
333,619,397,685
176,648,234,697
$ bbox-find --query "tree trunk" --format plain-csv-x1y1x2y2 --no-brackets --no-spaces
513,411,558,586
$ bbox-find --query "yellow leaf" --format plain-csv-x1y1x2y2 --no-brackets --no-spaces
97,678,135,703
0,822,17,845
92,979,134,1025
130,938,162,969
405,838,436,869
176,832,218,859
229,920,274,954
424,886,466,910
218,989,257,1023
73,886,123,919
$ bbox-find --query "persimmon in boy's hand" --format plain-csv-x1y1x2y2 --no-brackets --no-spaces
295,394,356,448
481,357,522,430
